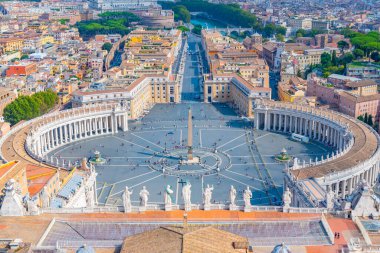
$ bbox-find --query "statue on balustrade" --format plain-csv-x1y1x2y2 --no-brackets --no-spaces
283,187,292,208
139,186,149,207
229,185,237,206
203,184,214,207
85,186,95,208
164,185,174,206
41,186,50,208
243,186,252,208
182,181,192,208
326,188,335,209
123,186,133,213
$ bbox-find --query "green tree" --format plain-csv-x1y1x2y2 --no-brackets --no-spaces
275,33,285,42
263,24,276,38
275,26,287,36
337,40,349,54
296,29,306,38
332,50,338,66
321,52,332,67
340,53,354,66
172,5,191,23
3,90,58,125
370,51,380,62
368,114,373,126
353,48,365,59
358,115,364,121
20,54,29,60
177,25,190,32
364,113,368,124
102,42,113,53
192,24,202,35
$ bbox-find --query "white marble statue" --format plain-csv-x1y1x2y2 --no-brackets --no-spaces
229,185,237,206
293,157,299,169
203,184,214,206
139,186,149,207
283,187,292,208
85,186,95,208
182,182,192,207
326,188,335,209
27,197,40,215
243,186,252,207
164,185,174,205
0,179,25,216
41,186,50,208
123,186,133,213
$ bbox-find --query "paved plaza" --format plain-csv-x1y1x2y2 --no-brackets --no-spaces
51,103,333,206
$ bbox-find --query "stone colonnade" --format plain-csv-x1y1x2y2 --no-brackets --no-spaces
254,103,380,204
26,105,129,164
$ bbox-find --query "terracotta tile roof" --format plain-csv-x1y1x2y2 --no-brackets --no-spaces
345,80,377,88
26,164,56,196
120,226,248,253
339,91,380,103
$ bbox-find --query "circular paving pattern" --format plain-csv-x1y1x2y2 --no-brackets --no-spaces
148,147,231,176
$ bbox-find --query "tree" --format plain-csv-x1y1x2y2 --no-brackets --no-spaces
340,53,354,66
364,113,368,124
102,42,113,53
276,26,287,36
296,69,302,78
321,52,332,67
263,24,276,38
353,48,365,59
368,114,373,126
275,33,285,42
177,25,190,33
20,54,29,60
192,24,202,35
296,29,306,38
172,5,190,23
332,50,338,66
3,90,58,126
370,51,380,62
357,115,364,121
337,40,349,54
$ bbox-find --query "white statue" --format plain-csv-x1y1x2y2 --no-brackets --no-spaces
293,157,299,169
27,197,40,215
122,186,133,213
139,186,149,207
243,186,252,207
326,188,335,209
182,182,192,207
203,184,214,206
0,179,25,216
283,187,292,208
164,185,174,205
229,185,237,206
41,186,50,208
85,186,95,208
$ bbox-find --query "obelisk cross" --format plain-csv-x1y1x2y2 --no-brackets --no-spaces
187,107,193,160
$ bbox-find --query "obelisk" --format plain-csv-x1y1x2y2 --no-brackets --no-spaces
187,108,193,160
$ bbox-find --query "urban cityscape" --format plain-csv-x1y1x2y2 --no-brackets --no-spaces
0,0,379,252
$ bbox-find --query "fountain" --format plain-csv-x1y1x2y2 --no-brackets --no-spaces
275,147,291,162
89,150,106,165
